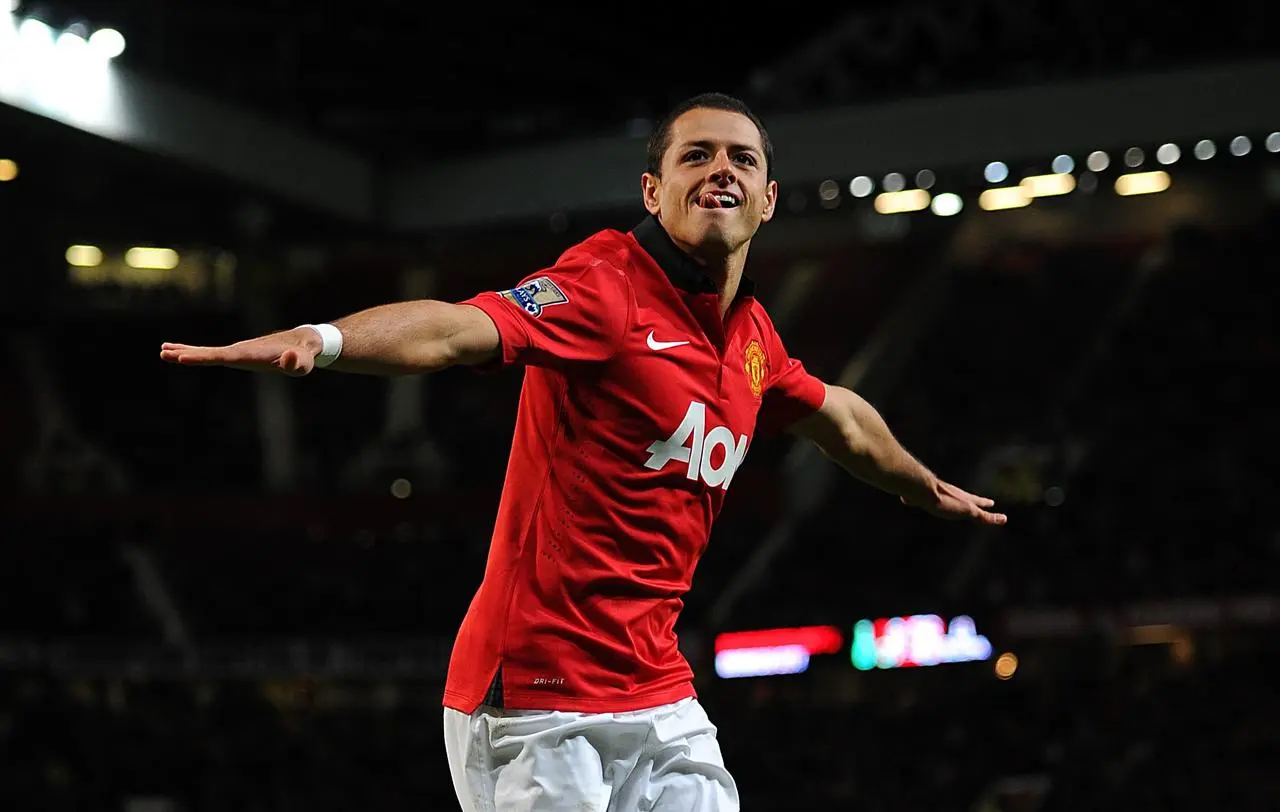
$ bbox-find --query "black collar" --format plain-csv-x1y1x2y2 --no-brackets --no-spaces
631,215,756,298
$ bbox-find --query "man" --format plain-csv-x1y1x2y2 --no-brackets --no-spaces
161,92,1005,811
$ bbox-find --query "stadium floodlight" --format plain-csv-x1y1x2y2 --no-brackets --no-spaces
126,247,179,269
848,176,874,198
56,29,87,56
17,16,54,50
930,192,963,217
979,186,1030,211
66,245,103,267
88,27,124,59
874,189,930,214
1115,170,1171,196
1021,173,1076,198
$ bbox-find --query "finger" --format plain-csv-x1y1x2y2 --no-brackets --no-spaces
957,487,995,508
159,348,197,363
163,346,229,365
160,343,217,360
944,481,996,508
977,509,1008,526
943,494,1005,525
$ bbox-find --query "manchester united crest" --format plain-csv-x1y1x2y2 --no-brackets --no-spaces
744,339,768,398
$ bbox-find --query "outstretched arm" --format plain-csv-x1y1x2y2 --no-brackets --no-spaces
788,383,1007,525
160,301,500,376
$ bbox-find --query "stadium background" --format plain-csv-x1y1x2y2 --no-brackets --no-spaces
2,1,1277,809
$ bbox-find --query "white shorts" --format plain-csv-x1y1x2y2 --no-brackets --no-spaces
443,696,740,812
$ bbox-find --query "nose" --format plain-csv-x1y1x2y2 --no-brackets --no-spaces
708,150,736,185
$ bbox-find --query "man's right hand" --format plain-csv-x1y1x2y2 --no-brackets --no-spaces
160,327,323,376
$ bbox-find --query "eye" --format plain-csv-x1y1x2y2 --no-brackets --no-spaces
683,149,707,162
735,153,758,167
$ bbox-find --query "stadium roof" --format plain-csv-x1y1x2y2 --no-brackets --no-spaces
21,0,1274,162
20,0,853,159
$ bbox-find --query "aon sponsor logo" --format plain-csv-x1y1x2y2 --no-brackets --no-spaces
644,401,750,490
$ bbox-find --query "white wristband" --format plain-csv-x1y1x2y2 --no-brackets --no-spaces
300,323,343,368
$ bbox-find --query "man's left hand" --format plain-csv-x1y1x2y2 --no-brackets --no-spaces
904,480,1008,525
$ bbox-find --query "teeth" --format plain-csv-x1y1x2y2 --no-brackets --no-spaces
714,194,737,207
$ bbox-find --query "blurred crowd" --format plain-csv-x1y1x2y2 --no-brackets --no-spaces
1,200,1276,809
2,637,1275,811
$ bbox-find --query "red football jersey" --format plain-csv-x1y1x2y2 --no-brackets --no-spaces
445,216,828,714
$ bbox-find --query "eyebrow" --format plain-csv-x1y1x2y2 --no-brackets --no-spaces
680,140,762,157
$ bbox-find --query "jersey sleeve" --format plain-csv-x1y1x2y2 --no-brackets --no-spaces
459,250,634,372
756,320,828,435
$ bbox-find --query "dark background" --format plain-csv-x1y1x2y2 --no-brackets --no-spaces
1,2,1277,810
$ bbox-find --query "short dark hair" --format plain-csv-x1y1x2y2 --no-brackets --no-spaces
645,92,774,180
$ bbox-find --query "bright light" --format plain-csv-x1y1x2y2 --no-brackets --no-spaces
848,176,874,198
1051,154,1074,174
882,172,905,193
1266,133,1280,153
1020,173,1076,198
1115,170,1171,196
984,161,1008,183
0,159,17,182
7,0,19,12
715,625,844,655
65,244,103,267
1086,151,1110,172
715,645,810,679
1230,135,1252,156
18,16,54,51
1194,139,1216,160
390,478,412,499
873,189,930,214
1124,147,1145,167
852,614,992,671
930,192,963,217
88,27,125,60
978,186,1031,211
915,169,936,189
714,625,843,679
1156,143,1181,165
125,247,180,269
56,30,88,57
995,652,1018,679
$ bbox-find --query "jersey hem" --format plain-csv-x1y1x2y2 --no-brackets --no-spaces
443,683,695,715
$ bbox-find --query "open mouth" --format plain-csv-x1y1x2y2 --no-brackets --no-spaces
697,191,742,209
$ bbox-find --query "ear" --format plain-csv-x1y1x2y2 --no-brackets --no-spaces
641,172,662,216
760,179,779,223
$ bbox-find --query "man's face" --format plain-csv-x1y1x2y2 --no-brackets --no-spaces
642,108,777,260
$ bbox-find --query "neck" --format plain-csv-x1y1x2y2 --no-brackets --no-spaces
681,240,751,319
707,256,745,319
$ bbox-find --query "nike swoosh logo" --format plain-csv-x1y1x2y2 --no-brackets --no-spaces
646,330,690,351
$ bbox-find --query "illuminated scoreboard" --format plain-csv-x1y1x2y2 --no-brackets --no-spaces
714,613,993,679
851,614,992,670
